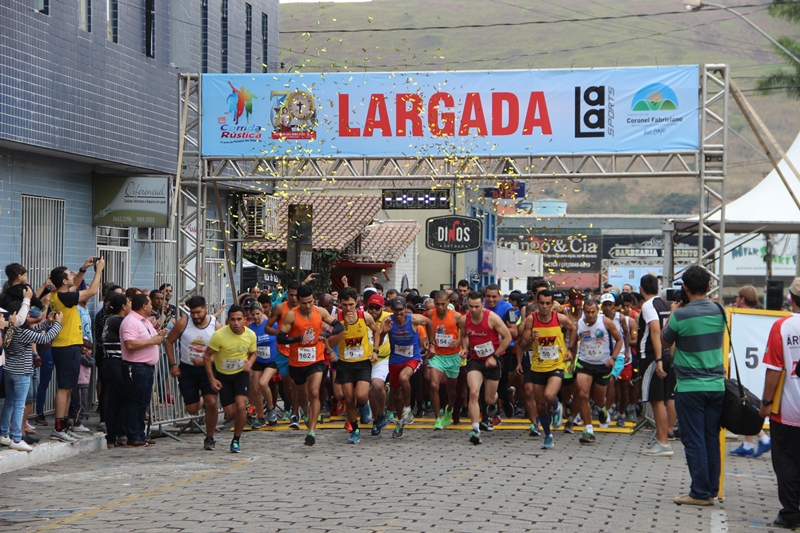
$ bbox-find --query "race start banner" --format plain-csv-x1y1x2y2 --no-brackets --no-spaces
200,66,700,158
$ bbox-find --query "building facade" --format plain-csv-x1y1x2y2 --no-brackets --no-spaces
0,0,279,301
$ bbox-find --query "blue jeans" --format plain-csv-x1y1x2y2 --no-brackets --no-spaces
122,362,155,442
1,372,32,443
37,346,54,415
674,390,725,500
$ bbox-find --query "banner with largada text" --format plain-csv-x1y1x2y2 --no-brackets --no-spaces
200,66,700,158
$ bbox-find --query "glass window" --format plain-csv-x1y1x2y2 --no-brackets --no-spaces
201,0,209,73
107,0,118,42
221,0,228,73
245,4,252,73
261,13,269,73
36,0,49,15
80,0,92,32
145,0,155,58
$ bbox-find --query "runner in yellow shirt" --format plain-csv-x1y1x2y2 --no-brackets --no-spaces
519,290,576,450
204,305,257,453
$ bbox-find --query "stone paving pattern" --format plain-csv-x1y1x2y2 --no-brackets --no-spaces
0,422,786,533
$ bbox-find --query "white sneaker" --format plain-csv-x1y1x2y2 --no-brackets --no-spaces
10,440,33,452
0,435,11,446
72,425,91,433
642,442,674,457
65,429,85,440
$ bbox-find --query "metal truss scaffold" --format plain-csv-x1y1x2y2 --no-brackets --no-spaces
175,65,728,302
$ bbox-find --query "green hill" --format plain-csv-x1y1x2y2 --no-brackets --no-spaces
279,0,800,214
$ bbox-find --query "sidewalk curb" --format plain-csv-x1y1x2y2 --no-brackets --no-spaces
0,433,105,474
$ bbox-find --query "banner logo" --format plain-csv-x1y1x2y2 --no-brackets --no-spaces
631,83,678,111
270,90,317,140
574,86,606,138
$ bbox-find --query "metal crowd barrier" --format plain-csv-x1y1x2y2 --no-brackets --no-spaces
147,347,226,441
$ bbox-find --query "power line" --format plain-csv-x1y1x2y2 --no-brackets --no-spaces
278,15,774,72
279,2,773,35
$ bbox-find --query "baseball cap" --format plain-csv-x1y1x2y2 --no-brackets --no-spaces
414,302,426,311
568,288,583,301
599,293,616,304
367,294,385,307
790,277,800,297
390,296,407,310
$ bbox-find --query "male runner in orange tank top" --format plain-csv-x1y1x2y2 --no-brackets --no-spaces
278,284,344,446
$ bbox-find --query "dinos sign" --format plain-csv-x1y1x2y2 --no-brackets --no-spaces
426,216,483,253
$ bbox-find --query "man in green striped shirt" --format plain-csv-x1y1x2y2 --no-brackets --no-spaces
662,265,726,507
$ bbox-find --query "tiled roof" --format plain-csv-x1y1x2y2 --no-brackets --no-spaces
245,193,382,252
346,220,420,264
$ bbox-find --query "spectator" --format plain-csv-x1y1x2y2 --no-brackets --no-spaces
48,258,105,443
94,286,123,433
68,338,95,433
101,293,130,448
125,287,141,301
158,283,176,320
120,293,165,447
0,263,41,325
662,265,726,506
759,276,800,530
1,304,62,452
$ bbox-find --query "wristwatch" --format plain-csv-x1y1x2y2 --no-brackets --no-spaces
761,398,774,407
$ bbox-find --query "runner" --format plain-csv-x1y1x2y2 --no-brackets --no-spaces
165,296,222,450
203,305,257,453
247,301,280,428
519,290,577,449
267,280,300,428
327,287,379,444
616,292,638,426
365,294,392,436
483,284,518,420
277,284,344,446
573,299,623,444
599,293,630,426
462,291,512,445
562,289,584,433
377,295,433,439
426,290,467,430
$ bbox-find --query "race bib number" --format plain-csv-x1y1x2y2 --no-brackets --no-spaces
182,338,207,364
344,346,364,360
474,341,495,358
222,358,244,371
586,343,605,361
395,344,414,358
538,345,560,361
435,333,452,348
297,347,317,362
257,346,271,360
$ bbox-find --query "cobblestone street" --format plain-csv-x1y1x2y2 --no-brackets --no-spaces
0,420,786,533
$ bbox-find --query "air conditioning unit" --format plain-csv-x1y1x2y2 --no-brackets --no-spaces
136,227,155,241
242,195,279,238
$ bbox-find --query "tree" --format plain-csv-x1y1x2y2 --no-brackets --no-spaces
754,1,800,100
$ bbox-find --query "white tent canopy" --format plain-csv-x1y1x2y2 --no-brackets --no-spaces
675,130,800,233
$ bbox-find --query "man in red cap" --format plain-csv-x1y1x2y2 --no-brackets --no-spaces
365,293,392,434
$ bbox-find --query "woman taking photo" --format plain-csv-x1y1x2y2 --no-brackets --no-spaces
0,303,62,452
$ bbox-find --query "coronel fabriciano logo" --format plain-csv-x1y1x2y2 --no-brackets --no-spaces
631,83,678,112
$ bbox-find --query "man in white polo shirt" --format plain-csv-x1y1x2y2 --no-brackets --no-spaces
120,293,165,447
